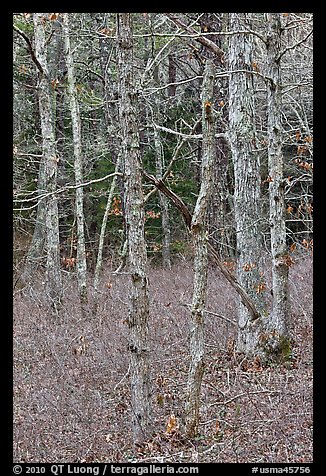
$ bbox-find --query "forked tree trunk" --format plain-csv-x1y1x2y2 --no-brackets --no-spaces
265,13,289,348
117,13,152,445
63,13,88,309
33,13,62,311
228,13,266,355
185,59,216,437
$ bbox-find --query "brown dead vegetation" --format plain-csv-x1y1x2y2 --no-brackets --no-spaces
13,256,313,463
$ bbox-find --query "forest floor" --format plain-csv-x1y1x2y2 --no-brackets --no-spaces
13,254,313,463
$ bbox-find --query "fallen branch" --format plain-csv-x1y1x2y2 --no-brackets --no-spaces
143,171,260,321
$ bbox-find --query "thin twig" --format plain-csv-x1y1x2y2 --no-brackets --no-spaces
208,390,282,407
182,303,237,326
113,365,131,392
13,172,122,210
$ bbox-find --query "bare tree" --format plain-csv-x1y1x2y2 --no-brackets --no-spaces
33,13,62,310
13,23,47,284
62,13,88,309
228,13,266,355
265,12,289,348
185,59,216,437
117,12,152,445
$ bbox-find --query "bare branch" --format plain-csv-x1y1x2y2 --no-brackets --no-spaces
153,123,226,141
182,303,237,326
278,29,313,61
165,13,225,63
143,75,203,95
13,24,47,78
13,172,122,210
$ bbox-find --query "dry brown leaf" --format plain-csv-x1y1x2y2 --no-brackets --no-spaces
166,414,177,434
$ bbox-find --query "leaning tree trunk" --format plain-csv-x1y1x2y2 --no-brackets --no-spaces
185,59,216,437
265,13,289,349
33,13,62,311
93,155,121,306
63,13,88,309
117,12,152,445
228,13,266,355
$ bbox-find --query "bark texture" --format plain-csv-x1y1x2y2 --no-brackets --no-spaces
185,59,215,437
117,13,152,445
228,13,266,354
33,13,62,310
63,13,88,307
203,13,234,259
265,13,289,347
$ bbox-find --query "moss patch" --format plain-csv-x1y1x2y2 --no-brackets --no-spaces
259,331,293,366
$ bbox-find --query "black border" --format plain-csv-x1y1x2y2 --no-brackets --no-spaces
7,3,321,474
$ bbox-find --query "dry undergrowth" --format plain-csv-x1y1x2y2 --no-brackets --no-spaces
13,255,313,463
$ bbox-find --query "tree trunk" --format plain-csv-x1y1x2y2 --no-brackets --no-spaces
265,13,289,348
201,13,234,259
153,122,171,269
228,13,266,355
21,156,47,281
93,155,121,302
117,12,152,445
168,54,177,97
63,13,88,308
185,59,215,437
33,13,62,311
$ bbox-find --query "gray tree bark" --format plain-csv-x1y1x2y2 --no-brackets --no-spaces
265,13,289,347
228,13,266,355
185,59,216,437
117,13,152,445
33,13,62,310
63,13,88,308
203,13,234,259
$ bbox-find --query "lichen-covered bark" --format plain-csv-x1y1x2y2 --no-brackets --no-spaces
228,13,266,354
33,13,62,310
185,59,215,437
265,13,289,343
63,13,88,307
117,13,151,445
